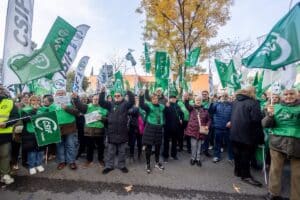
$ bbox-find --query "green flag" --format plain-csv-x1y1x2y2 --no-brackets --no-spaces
215,59,229,88
144,43,151,73
226,60,241,91
31,111,61,147
42,16,77,61
113,71,124,94
9,45,62,83
155,51,170,90
185,47,201,68
242,3,300,70
253,72,259,87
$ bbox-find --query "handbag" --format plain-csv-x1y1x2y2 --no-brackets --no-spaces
196,110,209,135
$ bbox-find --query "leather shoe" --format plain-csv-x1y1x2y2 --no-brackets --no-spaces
57,162,66,170
69,163,77,170
120,167,129,173
190,159,195,165
102,168,114,175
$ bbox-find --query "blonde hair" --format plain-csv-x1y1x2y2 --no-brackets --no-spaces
235,86,256,99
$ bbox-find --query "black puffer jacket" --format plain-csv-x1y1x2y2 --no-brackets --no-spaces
99,91,134,144
165,102,183,134
230,94,264,145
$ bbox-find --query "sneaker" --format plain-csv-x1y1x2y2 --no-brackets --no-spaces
220,148,224,152
213,157,220,163
102,168,114,175
190,159,196,165
120,167,129,173
155,162,165,170
196,160,202,167
208,146,213,150
12,164,19,170
36,165,45,173
146,164,151,174
29,168,37,175
0,174,14,185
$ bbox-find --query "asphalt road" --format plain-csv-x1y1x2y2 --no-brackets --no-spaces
1,149,290,200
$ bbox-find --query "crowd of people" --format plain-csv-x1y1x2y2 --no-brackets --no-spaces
0,85,299,200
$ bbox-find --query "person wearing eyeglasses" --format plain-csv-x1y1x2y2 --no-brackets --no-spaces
262,89,300,200
99,87,134,174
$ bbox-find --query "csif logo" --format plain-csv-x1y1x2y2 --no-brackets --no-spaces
35,117,57,134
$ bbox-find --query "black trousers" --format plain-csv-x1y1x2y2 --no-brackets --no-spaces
232,141,253,178
128,128,142,158
76,117,86,157
163,130,179,159
86,136,105,162
145,144,160,164
11,141,27,166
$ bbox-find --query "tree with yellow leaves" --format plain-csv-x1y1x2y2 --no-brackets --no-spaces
137,0,233,93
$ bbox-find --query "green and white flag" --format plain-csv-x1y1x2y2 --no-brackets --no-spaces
72,56,89,92
185,47,201,68
113,71,124,93
9,45,62,83
31,111,61,147
215,59,229,88
42,16,77,61
144,43,151,73
155,51,170,90
242,3,300,70
226,60,241,91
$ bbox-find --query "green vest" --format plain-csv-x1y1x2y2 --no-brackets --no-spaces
202,101,210,110
85,104,108,128
0,99,14,134
177,101,189,121
38,103,75,125
21,106,35,133
146,102,165,125
270,104,300,139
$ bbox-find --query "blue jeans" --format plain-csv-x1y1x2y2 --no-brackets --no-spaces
56,133,77,164
27,150,44,168
213,129,233,160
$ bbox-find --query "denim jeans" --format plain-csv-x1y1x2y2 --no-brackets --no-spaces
56,133,77,164
27,150,44,168
214,129,233,160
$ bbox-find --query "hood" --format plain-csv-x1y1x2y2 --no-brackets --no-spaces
236,94,251,101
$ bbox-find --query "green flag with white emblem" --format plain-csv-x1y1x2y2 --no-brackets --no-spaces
155,51,170,90
31,111,61,147
9,45,62,83
215,59,229,88
226,60,241,91
113,71,124,94
242,3,300,70
185,47,201,68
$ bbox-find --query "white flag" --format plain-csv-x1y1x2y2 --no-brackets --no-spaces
2,0,34,86
72,56,89,92
52,24,90,91
263,64,297,90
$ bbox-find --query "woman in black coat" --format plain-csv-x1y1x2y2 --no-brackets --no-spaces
229,87,264,187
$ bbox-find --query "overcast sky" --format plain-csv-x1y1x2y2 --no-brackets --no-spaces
0,0,298,76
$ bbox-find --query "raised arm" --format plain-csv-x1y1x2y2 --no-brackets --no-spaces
126,90,135,110
99,91,111,110
72,97,88,114
145,89,151,101
139,94,150,113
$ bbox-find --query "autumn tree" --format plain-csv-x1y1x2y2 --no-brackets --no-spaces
137,0,233,93
66,70,90,92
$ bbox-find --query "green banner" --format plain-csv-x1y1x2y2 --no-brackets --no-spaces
155,51,170,90
144,43,151,73
113,71,124,94
42,16,77,61
9,45,62,83
242,3,300,70
185,47,201,68
31,111,61,147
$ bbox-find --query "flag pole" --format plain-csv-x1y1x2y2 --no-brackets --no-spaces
270,71,273,105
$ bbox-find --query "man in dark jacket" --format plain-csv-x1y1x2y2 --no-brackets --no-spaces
99,87,134,174
209,93,232,163
163,94,183,161
229,87,263,187
0,86,19,185
262,89,299,200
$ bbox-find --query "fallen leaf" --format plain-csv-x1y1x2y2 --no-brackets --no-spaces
124,185,133,192
233,183,240,193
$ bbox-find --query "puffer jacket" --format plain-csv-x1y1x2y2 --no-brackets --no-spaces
209,101,232,130
185,106,210,140
262,100,300,158
99,91,134,144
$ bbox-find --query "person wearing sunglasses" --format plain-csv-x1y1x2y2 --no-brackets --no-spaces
99,87,134,174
